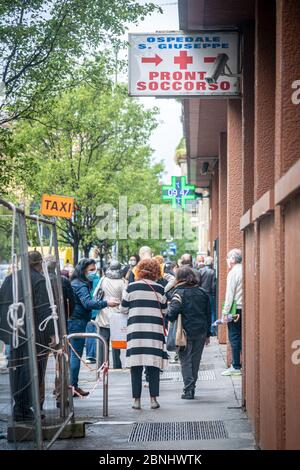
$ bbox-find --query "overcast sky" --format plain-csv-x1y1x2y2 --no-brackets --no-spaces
125,0,182,182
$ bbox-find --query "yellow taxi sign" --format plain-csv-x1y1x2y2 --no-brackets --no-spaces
41,194,74,219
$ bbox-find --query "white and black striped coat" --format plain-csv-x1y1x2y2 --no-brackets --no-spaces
120,280,168,369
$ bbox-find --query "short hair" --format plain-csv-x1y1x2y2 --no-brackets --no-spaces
181,253,193,266
28,251,42,266
204,256,213,266
135,259,161,282
176,266,199,285
139,246,152,260
227,249,242,264
45,254,56,272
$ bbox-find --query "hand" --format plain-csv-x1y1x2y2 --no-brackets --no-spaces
205,337,210,346
48,335,57,349
107,299,120,308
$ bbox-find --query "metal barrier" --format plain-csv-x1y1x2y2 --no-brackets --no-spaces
67,332,109,417
0,199,76,449
90,319,101,381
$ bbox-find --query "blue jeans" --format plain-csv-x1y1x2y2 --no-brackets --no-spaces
227,310,242,369
209,295,217,335
85,322,96,360
68,319,88,388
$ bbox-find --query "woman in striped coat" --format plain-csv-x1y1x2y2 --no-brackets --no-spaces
121,258,168,410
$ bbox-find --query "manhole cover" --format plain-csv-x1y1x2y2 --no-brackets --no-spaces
128,421,228,442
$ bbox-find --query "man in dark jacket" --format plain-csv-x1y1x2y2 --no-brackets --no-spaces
199,256,217,335
0,251,53,421
166,266,211,400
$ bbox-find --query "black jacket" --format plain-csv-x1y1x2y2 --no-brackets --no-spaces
48,271,75,322
199,266,216,296
0,268,54,348
166,282,211,339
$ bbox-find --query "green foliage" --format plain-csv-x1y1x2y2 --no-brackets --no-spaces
11,67,163,262
0,0,161,124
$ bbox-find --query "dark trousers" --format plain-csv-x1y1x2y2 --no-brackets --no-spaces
99,327,122,369
227,310,242,369
209,294,217,335
131,366,160,398
9,342,49,416
179,334,206,393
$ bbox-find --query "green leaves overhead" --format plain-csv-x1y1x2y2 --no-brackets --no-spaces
0,0,161,124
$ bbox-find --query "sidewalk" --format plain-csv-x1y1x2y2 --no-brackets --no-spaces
52,338,255,450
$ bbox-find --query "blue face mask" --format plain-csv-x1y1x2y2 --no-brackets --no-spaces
87,270,98,281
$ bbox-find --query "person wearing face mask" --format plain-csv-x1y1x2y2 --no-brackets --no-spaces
221,249,243,377
125,254,140,282
69,258,119,397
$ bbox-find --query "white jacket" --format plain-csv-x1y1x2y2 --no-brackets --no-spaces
223,263,243,314
94,277,127,328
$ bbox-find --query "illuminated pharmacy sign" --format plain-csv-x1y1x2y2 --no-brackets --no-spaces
162,176,196,209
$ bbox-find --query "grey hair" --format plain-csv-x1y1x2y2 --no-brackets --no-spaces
139,246,152,259
227,249,242,264
204,256,214,266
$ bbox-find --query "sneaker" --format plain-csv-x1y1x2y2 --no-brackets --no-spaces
13,408,34,423
85,358,96,364
221,365,241,376
231,368,242,376
181,389,195,400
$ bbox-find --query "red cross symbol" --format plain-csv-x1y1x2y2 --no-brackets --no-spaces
174,51,193,70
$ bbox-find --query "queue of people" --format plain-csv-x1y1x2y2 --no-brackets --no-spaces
0,244,243,418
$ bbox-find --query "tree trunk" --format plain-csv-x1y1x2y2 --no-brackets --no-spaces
73,241,79,266
83,245,90,258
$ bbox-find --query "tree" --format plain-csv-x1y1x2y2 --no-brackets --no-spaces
13,72,162,263
0,0,160,125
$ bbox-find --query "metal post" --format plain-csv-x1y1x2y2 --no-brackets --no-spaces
51,224,74,419
91,320,101,381
17,212,43,449
67,333,108,417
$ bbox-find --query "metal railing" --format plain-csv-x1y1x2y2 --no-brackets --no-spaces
67,332,109,417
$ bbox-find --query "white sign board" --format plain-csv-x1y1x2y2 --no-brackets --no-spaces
128,31,240,97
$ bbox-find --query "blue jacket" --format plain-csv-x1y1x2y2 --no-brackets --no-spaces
71,278,107,322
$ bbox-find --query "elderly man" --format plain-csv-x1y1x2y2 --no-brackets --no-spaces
128,246,152,284
221,249,243,376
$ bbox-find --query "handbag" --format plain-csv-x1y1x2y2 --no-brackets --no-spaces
166,290,187,351
175,313,187,348
94,278,104,300
166,315,187,351
110,312,127,349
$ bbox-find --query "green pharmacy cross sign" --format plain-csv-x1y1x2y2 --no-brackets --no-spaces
162,176,196,209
